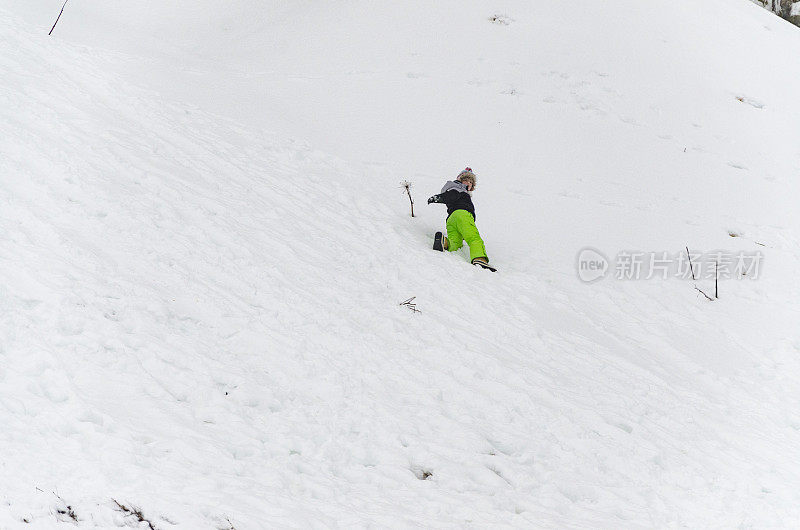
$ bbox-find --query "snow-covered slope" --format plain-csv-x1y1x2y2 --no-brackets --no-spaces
2,1,800,528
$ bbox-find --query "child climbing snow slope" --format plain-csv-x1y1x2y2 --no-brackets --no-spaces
427,167,495,271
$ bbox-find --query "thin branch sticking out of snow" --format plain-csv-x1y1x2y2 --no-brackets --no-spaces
49,0,69,36
399,296,421,313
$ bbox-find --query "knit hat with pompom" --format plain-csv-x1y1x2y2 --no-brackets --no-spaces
456,167,476,189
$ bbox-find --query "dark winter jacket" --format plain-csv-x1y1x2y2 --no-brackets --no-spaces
427,180,476,220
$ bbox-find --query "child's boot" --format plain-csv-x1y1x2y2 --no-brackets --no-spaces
433,232,449,252
472,256,497,272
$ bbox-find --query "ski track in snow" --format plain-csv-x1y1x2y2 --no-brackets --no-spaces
2,1,800,528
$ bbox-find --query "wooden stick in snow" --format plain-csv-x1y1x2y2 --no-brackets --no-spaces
401,180,415,217
399,296,420,313
49,0,69,36
686,245,714,301
685,246,696,281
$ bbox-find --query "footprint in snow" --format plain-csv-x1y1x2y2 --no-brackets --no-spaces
735,95,764,109
489,14,513,25
620,115,640,126
509,187,533,196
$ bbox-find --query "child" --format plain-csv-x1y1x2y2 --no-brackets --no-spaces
427,168,495,271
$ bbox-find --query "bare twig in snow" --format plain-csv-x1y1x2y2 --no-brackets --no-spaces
686,246,715,301
401,180,415,217
53,492,77,522
694,285,714,301
217,516,237,530
112,499,156,530
685,246,697,281
399,296,421,313
49,0,69,36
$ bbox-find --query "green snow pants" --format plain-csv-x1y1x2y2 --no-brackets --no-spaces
446,209,488,262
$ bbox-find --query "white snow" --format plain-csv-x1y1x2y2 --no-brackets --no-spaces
2,0,800,528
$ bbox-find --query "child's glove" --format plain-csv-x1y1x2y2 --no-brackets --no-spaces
427,194,442,204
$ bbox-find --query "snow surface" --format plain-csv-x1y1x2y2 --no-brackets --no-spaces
2,0,800,528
